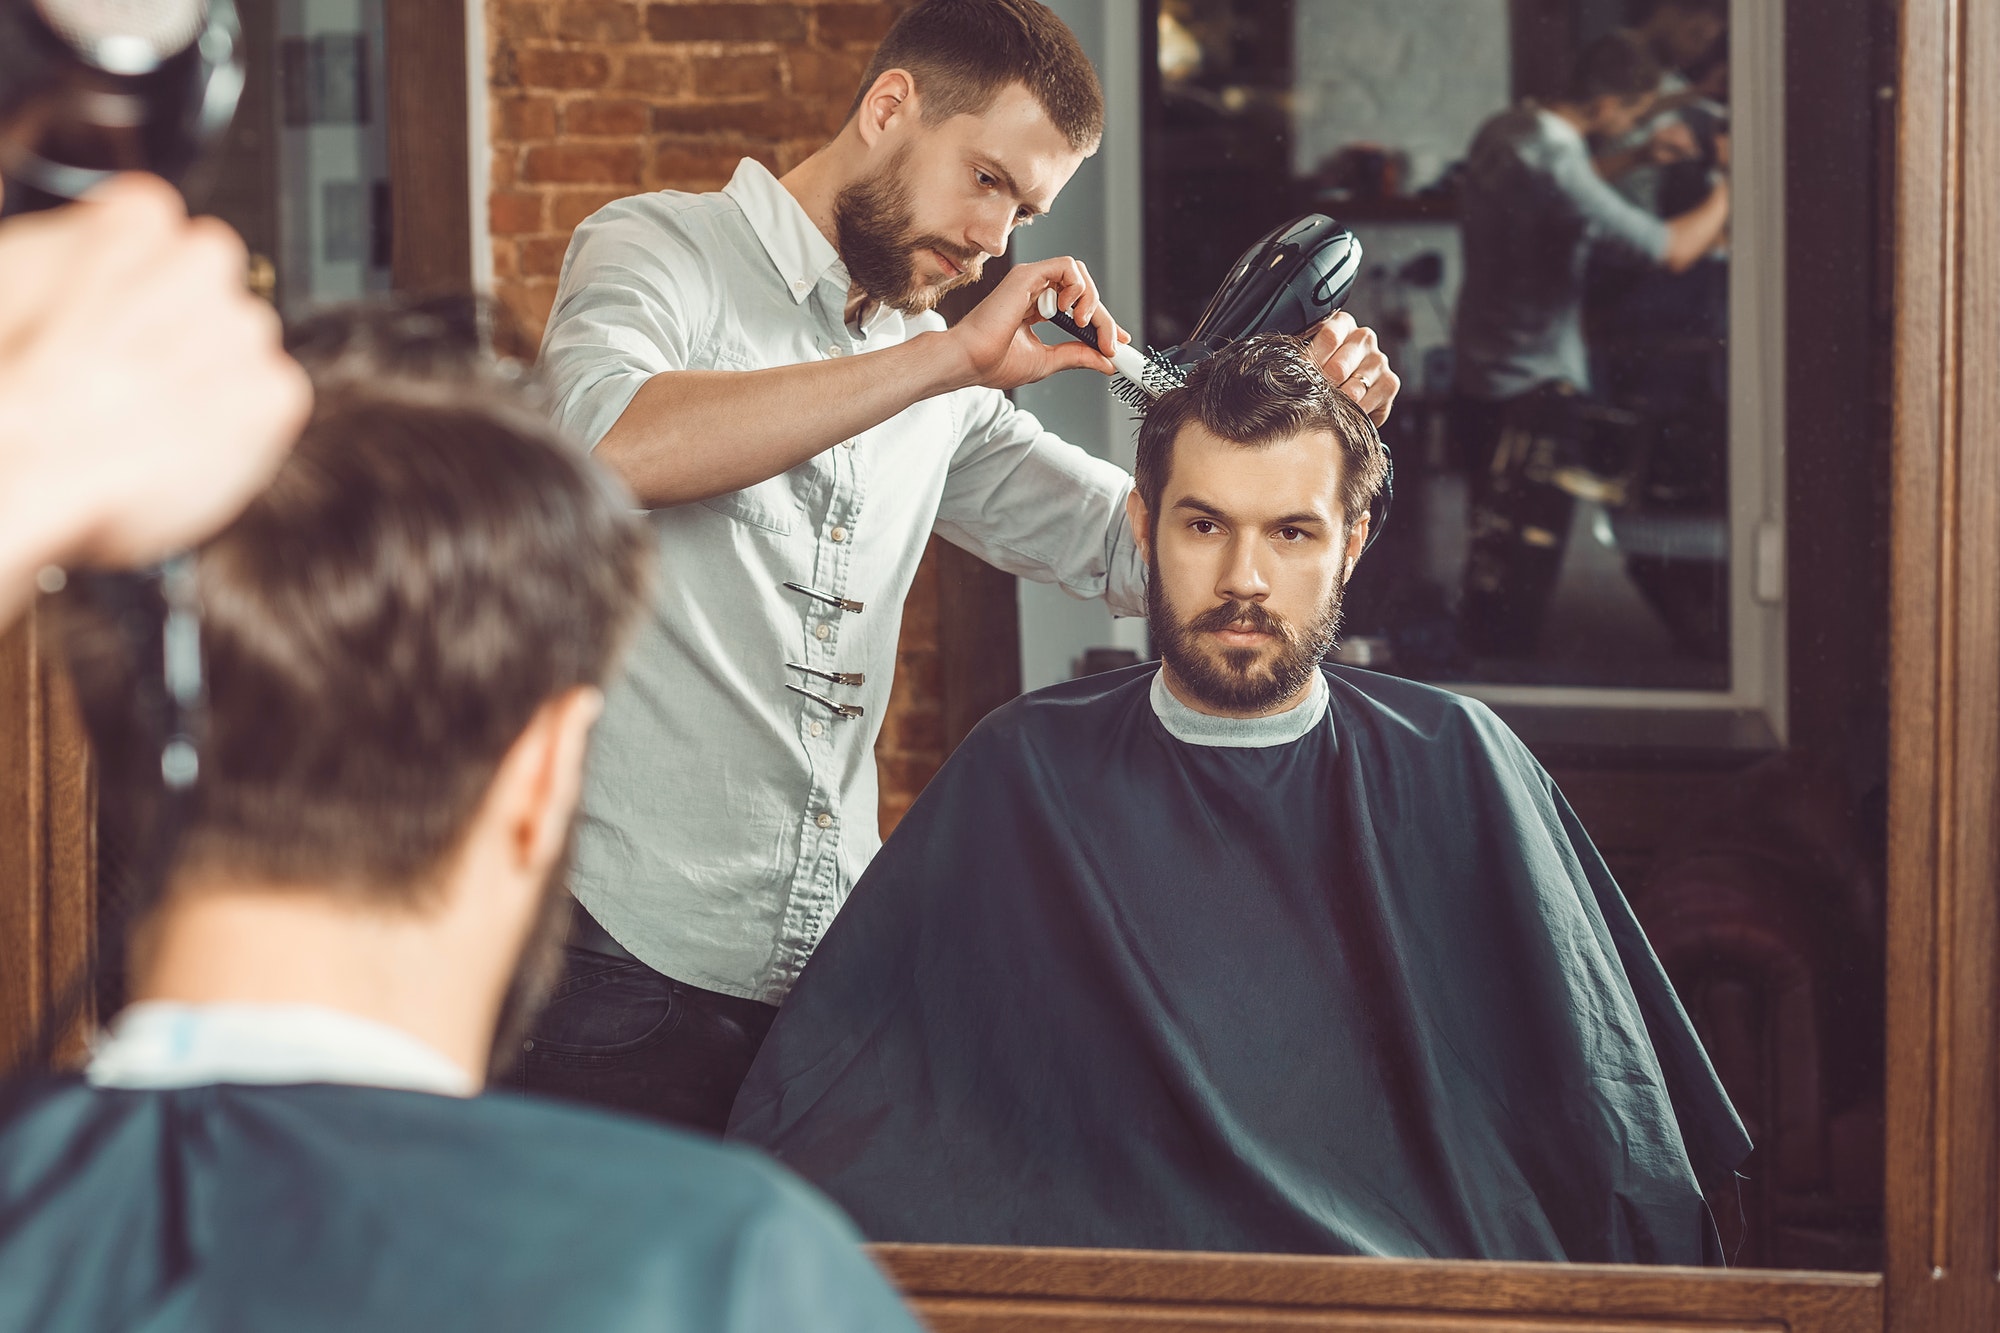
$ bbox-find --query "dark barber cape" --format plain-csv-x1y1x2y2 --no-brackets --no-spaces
728,664,1752,1263
0,1077,919,1332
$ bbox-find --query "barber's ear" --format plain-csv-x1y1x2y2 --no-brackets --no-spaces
1126,489,1153,563
499,686,604,874
855,69,916,146
1343,513,1370,581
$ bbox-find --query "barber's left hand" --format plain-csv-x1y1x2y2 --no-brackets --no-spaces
1309,313,1400,426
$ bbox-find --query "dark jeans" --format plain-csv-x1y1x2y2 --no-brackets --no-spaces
505,901,779,1134
1455,386,1587,658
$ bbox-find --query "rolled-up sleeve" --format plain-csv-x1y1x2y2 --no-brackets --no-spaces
1550,145,1672,264
932,387,1148,618
538,202,711,450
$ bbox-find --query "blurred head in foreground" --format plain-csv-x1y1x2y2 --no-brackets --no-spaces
62,302,650,1082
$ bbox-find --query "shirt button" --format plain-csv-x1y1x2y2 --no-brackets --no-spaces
815,812,834,829
839,438,855,450
826,344,843,357
791,279,808,295
809,720,824,738
814,623,832,641
829,525,848,543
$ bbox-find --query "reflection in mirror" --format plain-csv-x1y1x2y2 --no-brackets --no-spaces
738,0,1887,1278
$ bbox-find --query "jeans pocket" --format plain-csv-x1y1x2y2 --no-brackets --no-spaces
524,951,680,1062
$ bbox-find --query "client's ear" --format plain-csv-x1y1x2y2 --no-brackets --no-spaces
1343,512,1370,581
1126,489,1153,563
491,686,605,877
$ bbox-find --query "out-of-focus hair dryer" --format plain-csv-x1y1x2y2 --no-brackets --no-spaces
0,0,243,216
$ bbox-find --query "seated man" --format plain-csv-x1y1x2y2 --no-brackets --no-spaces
728,334,1750,1264
0,308,920,1332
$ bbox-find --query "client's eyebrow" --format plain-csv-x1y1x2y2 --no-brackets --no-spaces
1172,497,1327,529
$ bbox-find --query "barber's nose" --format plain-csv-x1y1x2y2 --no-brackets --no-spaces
971,204,1012,257
1217,536,1270,603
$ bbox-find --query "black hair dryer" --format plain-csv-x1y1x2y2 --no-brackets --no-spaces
1162,213,1391,554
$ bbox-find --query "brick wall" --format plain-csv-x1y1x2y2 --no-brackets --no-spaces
484,0,943,834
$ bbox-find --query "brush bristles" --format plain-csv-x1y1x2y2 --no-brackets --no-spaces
1107,349,1188,413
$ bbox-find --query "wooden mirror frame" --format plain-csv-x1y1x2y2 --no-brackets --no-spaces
0,0,1991,1327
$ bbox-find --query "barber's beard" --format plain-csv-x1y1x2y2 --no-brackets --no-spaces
832,151,984,316
485,830,577,1080
1147,554,1345,715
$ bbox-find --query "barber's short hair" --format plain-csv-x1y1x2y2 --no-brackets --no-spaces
1132,333,1388,533
63,302,650,899
849,0,1104,152
1567,31,1665,102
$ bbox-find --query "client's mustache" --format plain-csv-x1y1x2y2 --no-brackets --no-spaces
916,238,984,280
1188,600,1288,638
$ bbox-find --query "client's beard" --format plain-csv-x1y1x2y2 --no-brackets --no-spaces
1147,552,1345,715
833,149,983,316
486,829,577,1080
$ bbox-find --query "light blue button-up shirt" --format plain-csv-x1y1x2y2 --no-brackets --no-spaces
540,159,1146,1004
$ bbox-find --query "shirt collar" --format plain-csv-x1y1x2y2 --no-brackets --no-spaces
722,157,848,307
85,1001,476,1098
1149,667,1330,749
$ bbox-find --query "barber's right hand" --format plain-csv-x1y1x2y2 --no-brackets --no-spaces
0,174,311,571
942,256,1126,392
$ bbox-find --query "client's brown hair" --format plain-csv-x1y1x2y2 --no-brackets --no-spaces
848,0,1105,152
64,303,649,900
1133,333,1388,535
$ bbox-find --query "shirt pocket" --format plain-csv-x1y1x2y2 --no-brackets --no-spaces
699,480,804,535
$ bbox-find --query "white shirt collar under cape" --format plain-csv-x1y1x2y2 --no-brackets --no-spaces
1149,667,1330,748
86,1001,476,1098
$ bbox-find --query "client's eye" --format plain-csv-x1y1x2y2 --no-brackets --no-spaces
1190,520,1220,536
1277,527,1309,543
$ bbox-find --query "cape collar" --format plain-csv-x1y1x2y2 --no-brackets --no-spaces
1149,668,1330,749
85,1001,476,1098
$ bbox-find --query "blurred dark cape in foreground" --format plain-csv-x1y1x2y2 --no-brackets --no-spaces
730,663,1751,1263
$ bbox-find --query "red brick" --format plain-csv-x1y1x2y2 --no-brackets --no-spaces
496,94,558,140
692,51,783,98
515,47,610,90
552,0,642,42
613,52,692,94
489,236,520,281
650,140,759,189
518,235,573,279
498,279,559,345
645,3,807,43
490,2,551,41
562,97,651,136
550,188,633,231
815,4,895,46
786,47,869,100
522,141,643,185
649,96,835,140
490,148,518,189
489,189,547,234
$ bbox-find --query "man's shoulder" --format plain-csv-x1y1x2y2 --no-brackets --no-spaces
1328,660,1528,752
570,186,750,263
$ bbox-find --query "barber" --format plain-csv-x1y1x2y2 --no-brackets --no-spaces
0,174,309,630
518,0,1403,1132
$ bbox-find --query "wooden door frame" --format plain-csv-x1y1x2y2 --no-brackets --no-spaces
1,0,1992,1326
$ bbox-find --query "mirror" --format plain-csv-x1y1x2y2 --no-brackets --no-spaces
836,0,1889,1276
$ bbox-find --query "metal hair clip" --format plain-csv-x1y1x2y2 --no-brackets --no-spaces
788,661,865,687
783,580,864,614
786,683,864,720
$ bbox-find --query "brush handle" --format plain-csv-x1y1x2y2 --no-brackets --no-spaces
1036,288,1156,386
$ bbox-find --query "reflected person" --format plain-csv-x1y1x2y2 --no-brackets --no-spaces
730,335,1751,1264
0,311,920,1332
1452,32,1730,658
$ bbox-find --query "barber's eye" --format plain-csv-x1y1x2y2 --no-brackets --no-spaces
1014,208,1035,225
974,169,996,189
